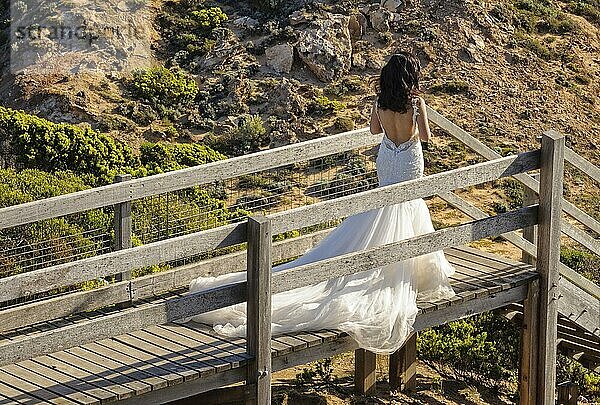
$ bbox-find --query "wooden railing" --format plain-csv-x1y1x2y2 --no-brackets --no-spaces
0,103,595,403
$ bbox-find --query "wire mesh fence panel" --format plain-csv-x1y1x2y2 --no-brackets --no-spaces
0,145,380,306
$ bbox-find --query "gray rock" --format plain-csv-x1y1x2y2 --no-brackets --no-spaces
370,7,392,32
233,16,260,29
381,0,403,12
265,43,294,73
295,13,352,82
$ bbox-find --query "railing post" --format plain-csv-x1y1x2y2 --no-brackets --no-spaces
388,331,417,392
246,215,272,405
535,130,565,404
521,173,539,265
354,349,376,394
113,174,132,284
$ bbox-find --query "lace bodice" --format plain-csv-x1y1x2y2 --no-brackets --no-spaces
375,97,424,187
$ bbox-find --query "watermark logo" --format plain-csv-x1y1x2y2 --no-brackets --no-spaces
10,0,154,75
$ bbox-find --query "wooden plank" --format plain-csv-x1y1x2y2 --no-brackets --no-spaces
0,369,68,405
168,323,252,367
414,283,531,331
68,345,168,392
354,349,376,395
15,359,116,404
49,350,151,397
0,281,247,367
0,379,51,404
0,222,246,303
272,206,538,294
246,216,272,405
31,354,132,401
269,151,540,235
535,130,564,404
2,364,98,404
0,128,377,229
93,339,187,386
389,332,417,392
111,333,202,382
117,366,247,405
565,146,600,184
145,324,238,373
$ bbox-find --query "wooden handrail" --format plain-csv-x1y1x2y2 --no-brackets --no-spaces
0,151,540,302
565,147,600,184
0,128,377,229
0,205,538,367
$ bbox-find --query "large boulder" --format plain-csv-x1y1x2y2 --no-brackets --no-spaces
295,13,352,82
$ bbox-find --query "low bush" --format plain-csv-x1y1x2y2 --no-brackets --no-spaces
129,67,199,109
0,106,138,185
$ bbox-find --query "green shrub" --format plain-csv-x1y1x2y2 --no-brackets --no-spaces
417,311,519,384
514,0,578,33
129,67,199,108
0,168,111,276
567,1,600,25
190,7,228,32
308,95,347,116
560,247,600,283
0,106,138,185
140,142,226,175
207,114,269,156
430,80,470,95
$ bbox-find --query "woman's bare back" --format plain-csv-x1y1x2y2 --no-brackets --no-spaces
370,97,427,148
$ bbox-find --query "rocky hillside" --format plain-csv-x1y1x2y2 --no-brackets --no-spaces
0,0,598,156
2,0,598,217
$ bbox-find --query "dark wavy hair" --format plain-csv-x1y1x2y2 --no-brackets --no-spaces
375,52,421,114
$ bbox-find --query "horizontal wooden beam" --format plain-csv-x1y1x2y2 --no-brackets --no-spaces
0,129,377,229
565,147,600,184
0,228,332,333
0,151,539,303
0,281,247,367
269,150,540,235
414,283,530,331
437,190,600,337
0,222,246,303
271,206,538,294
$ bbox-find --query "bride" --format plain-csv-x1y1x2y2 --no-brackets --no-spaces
180,51,457,354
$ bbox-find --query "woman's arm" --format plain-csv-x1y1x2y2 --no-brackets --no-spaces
416,97,431,143
370,100,382,135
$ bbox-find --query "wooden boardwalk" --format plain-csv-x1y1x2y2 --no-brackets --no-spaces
0,108,598,404
0,246,538,405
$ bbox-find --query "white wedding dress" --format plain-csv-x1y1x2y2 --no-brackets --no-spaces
180,98,456,354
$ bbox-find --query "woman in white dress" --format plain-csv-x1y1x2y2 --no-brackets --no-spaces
181,52,457,354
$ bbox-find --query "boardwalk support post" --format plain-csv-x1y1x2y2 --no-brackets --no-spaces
113,174,132,286
519,277,540,404
355,349,376,394
535,130,565,404
246,215,272,405
389,331,417,392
